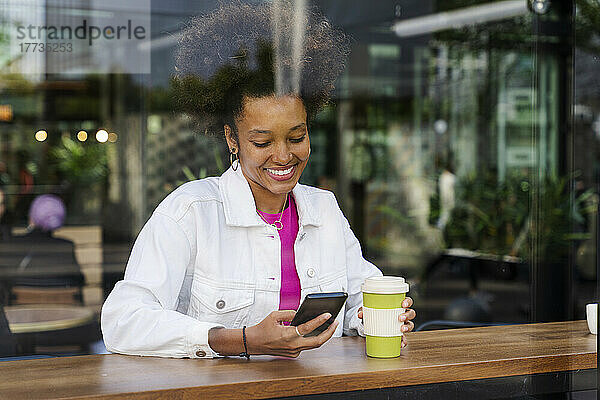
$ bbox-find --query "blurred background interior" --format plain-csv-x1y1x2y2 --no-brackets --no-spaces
0,0,599,358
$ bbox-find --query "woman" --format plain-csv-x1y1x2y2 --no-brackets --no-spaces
101,1,415,359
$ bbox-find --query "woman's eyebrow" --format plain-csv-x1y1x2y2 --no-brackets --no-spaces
248,129,272,135
289,123,306,132
248,123,306,136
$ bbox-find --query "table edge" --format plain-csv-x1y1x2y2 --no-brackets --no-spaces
63,352,597,400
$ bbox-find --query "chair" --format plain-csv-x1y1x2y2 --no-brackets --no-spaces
0,231,85,306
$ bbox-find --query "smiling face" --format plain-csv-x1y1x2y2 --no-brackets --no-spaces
225,95,310,212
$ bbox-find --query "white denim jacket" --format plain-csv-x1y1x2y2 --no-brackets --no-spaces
101,166,382,358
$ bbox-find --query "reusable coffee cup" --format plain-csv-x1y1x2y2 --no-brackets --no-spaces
362,276,410,358
586,303,597,335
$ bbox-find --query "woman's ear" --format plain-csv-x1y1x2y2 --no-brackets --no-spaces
224,125,236,152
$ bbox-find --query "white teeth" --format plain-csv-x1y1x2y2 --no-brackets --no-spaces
267,166,293,176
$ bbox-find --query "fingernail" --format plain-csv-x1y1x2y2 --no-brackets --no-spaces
324,313,332,319
400,315,406,321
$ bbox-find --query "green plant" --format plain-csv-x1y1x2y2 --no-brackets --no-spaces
51,136,107,186
175,146,225,186
528,175,594,261
441,171,529,255
439,171,593,262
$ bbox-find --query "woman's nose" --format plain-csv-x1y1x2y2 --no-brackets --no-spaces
272,142,293,164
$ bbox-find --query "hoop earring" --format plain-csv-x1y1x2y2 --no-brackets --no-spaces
230,150,239,171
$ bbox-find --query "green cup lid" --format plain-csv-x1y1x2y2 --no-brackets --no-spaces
362,276,409,294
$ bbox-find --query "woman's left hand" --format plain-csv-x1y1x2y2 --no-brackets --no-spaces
357,296,416,348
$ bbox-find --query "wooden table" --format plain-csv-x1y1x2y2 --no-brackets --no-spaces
0,320,596,399
4,305,96,354
5,305,94,334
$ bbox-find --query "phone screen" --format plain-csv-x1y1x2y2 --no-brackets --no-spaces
290,292,348,336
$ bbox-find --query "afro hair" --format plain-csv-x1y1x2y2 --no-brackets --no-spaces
172,0,350,140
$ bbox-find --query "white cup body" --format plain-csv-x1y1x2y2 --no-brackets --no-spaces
361,276,409,338
586,303,597,335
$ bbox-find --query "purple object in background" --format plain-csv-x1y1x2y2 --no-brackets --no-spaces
29,194,66,231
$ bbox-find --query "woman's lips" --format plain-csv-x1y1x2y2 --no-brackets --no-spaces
265,165,296,181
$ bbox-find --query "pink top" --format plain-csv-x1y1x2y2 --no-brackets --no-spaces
257,195,301,311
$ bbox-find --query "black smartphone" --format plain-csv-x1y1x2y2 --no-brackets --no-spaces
290,292,348,337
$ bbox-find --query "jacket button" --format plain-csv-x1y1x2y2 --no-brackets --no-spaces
196,350,206,357
216,300,225,309
307,268,315,278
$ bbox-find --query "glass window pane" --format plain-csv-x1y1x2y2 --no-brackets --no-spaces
0,0,596,397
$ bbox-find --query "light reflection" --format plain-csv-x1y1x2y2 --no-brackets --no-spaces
96,129,109,143
392,0,527,38
77,130,88,141
35,130,47,142
529,0,551,15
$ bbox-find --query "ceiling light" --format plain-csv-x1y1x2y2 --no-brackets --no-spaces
528,0,551,15
96,129,108,143
35,130,47,142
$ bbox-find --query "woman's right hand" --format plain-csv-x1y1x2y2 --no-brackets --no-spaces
246,310,338,358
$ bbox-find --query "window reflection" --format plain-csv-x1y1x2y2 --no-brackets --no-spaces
0,0,597,369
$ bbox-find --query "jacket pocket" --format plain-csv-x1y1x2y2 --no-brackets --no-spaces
318,269,347,293
190,282,255,328
317,270,348,337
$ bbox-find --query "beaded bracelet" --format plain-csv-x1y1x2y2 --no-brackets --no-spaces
239,326,250,360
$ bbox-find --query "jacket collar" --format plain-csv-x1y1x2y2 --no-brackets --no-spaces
219,165,321,228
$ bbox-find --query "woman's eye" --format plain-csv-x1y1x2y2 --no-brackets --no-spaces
290,135,306,143
252,142,270,148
